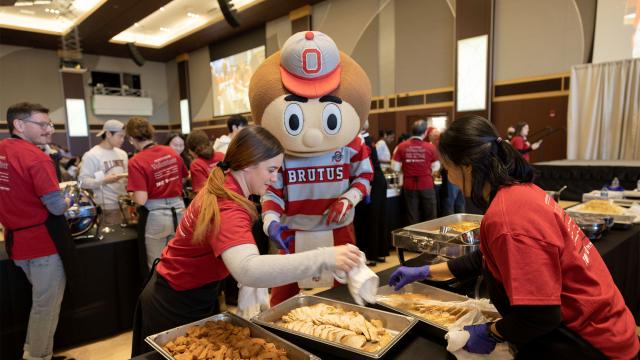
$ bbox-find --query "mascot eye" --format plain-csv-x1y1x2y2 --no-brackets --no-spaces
284,103,304,136
322,103,341,135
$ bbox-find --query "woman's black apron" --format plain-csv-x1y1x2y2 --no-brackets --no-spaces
484,267,608,359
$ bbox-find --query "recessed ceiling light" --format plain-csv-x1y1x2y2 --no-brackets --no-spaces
34,0,52,5
160,27,170,32
134,22,140,27
111,0,261,48
14,1,34,6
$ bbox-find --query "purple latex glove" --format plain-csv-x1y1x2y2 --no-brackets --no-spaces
267,221,294,254
388,265,430,291
463,323,497,354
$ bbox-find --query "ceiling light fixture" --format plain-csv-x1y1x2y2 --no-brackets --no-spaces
14,1,34,6
110,0,261,48
34,0,52,5
0,0,106,35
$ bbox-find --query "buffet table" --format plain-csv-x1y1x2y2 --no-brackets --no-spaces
0,227,140,360
132,224,640,360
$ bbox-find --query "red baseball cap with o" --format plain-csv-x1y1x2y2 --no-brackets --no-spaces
279,31,341,99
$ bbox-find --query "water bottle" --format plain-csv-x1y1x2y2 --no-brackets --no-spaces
601,186,609,198
611,177,620,189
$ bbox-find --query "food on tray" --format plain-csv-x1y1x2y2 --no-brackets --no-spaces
446,221,480,233
578,200,625,215
162,320,289,360
274,303,393,353
378,293,470,328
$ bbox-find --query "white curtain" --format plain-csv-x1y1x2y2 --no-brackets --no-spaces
567,58,640,160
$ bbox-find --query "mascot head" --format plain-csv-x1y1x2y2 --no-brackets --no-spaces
249,31,371,157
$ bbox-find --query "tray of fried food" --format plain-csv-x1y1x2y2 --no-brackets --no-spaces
567,199,636,223
146,311,319,360
252,295,416,359
376,282,500,331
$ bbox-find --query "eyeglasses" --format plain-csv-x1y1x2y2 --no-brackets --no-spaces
20,118,55,130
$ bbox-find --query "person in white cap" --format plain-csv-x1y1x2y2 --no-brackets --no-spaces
249,31,374,305
78,119,128,226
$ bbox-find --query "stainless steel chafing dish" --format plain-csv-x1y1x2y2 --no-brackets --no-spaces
252,295,417,360
146,311,319,360
393,214,483,263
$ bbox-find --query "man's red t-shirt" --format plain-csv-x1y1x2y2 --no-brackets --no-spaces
510,135,531,162
0,138,59,260
480,183,639,359
190,152,224,193
127,145,188,199
156,175,256,291
392,138,438,190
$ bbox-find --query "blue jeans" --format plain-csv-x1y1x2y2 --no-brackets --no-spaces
443,182,466,215
14,254,66,360
144,197,185,269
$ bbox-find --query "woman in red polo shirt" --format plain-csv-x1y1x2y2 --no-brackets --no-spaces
131,126,362,356
389,116,639,359
186,129,224,193
126,117,188,270
510,121,542,162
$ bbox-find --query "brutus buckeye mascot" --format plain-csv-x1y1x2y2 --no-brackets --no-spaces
249,31,373,305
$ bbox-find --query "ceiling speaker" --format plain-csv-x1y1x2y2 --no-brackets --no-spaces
126,42,146,67
217,0,240,28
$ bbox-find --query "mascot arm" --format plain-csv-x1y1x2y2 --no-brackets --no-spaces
343,136,374,207
261,171,285,234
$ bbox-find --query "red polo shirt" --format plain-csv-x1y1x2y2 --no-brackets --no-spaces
392,138,438,190
127,145,188,199
156,175,257,291
0,138,59,260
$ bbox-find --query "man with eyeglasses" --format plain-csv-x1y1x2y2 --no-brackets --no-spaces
0,102,73,360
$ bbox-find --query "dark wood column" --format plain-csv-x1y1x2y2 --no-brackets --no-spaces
60,69,91,156
176,53,191,133
454,0,495,121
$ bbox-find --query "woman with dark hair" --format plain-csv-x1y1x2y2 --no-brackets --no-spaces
127,118,189,271
131,126,362,356
186,130,224,193
510,121,542,162
388,116,639,359
165,132,192,169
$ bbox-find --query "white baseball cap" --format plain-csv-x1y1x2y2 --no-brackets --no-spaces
96,119,124,137
279,31,341,99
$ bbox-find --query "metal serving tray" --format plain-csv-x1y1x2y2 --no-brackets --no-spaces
566,203,636,224
252,295,417,360
393,214,483,259
146,311,319,360
375,283,468,339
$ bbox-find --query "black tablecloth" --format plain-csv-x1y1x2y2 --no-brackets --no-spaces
1,227,140,360
533,164,640,201
132,224,640,360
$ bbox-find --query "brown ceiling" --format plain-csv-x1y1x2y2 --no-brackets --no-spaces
0,0,320,62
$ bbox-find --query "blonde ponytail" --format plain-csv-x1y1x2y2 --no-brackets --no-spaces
191,167,258,245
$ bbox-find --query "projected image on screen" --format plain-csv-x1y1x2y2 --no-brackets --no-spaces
211,46,265,116
593,0,640,62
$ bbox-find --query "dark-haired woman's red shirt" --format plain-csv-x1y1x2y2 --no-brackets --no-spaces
190,152,225,193
510,135,531,161
480,183,639,359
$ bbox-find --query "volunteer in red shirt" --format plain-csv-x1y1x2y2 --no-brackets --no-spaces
126,117,188,271
131,126,362,355
389,116,639,359
0,102,72,360
510,121,542,162
186,129,224,193
391,119,439,224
